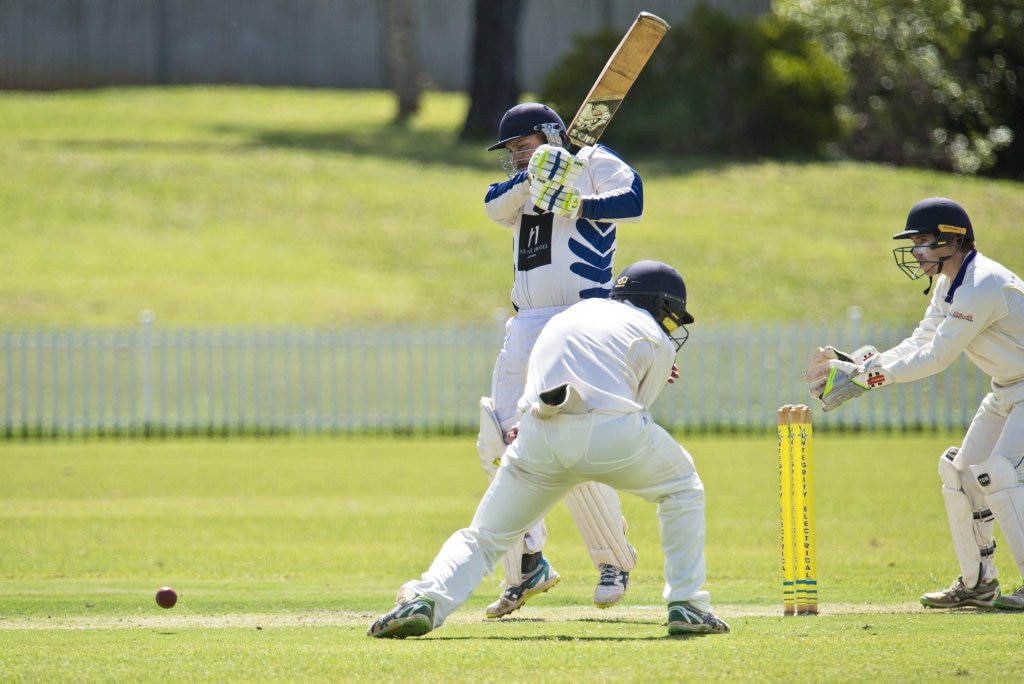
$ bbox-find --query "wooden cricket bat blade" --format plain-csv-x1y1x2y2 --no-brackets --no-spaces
566,12,670,151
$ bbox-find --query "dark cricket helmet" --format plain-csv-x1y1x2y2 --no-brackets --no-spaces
893,197,974,243
610,260,695,339
487,103,566,151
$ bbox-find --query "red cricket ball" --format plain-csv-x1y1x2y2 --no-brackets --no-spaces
155,586,178,609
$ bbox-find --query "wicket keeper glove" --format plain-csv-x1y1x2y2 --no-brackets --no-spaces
816,354,891,413
528,144,587,187
806,345,878,395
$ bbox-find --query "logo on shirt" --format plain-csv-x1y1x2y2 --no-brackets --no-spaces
949,310,974,322
518,213,553,271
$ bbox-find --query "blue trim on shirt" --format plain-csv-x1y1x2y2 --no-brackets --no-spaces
578,146,643,221
485,171,529,202
945,250,977,303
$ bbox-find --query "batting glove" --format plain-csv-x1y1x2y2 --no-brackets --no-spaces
530,179,582,218
528,144,587,187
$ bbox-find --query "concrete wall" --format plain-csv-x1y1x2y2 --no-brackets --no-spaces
0,0,770,91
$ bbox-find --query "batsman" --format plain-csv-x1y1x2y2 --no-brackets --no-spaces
477,102,645,617
807,197,1024,611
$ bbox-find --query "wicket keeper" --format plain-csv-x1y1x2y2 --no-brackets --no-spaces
808,197,1024,610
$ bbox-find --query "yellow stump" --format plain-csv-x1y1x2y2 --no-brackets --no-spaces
779,404,818,616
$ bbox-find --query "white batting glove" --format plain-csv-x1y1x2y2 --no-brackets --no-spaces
528,144,587,187
530,179,582,218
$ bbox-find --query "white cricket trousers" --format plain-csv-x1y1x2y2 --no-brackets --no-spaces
402,410,710,627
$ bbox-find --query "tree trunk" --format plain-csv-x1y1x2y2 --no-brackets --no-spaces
459,0,524,143
387,0,420,121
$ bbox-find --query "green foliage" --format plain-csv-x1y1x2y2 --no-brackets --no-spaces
958,0,1024,178
775,0,1024,179
540,4,848,158
3,435,1024,679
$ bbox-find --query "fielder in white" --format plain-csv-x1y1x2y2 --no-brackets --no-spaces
368,260,729,638
477,103,644,617
808,197,1024,611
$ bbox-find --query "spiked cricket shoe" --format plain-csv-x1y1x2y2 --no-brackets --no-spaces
920,576,999,608
485,558,560,618
994,584,1024,611
593,564,629,608
667,601,730,635
367,595,435,639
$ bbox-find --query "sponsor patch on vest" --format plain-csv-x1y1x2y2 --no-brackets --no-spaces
518,213,553,272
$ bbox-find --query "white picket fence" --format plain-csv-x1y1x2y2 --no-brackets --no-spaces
1,315,989,437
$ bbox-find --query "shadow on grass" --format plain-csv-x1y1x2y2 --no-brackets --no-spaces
423,613,718,640
212,119,764,178
425,633,714,641
36,120,763,177
215,122,498,172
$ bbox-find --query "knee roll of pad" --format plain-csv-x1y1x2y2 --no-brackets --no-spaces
937,447,961,488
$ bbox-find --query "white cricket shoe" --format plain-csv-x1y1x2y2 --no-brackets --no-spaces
593,564,629,608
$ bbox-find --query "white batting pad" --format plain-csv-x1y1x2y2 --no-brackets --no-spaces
972,456,1024,577
477,396,505,479
564,481,638,571
939,450,993,587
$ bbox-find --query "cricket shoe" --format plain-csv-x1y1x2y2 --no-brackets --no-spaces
367,595,435,639
485,558,561,618
593,564,629,608
667,601,730,635
994,584,1024,611
920,576,999,609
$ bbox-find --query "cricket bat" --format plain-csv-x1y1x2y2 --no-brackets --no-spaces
565,12,670,153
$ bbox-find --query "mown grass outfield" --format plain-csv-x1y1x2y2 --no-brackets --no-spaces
2,88,1024,680
2,87,1024,327
2,436,1023,681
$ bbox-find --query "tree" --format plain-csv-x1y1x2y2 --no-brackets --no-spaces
459,0,524,143
775,0,1020,177
387,0,420,121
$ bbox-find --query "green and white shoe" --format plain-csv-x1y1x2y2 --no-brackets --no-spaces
367,595,435,639
667,601,730,635
485,557,561,618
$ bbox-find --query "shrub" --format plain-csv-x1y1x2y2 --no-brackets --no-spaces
538,3,848,159
775,0,1022,178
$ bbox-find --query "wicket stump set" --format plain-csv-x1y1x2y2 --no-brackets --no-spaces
778,404,818,615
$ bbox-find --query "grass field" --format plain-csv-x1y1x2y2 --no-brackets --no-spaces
3,87,1024,680
2,87,1024,328
3,435,1024,681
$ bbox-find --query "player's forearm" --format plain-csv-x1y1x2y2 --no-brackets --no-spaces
579,182,643,222
484,172,531,225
